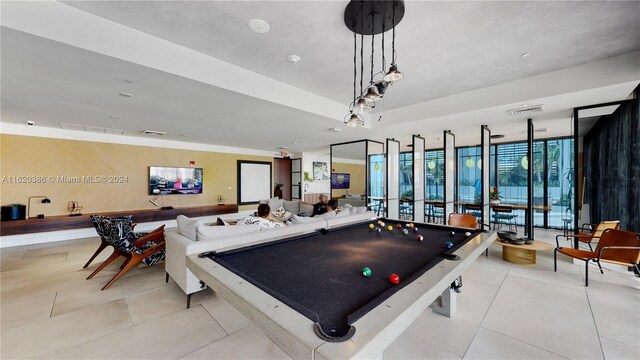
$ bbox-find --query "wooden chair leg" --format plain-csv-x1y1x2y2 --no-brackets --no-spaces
101,257,139,290
86,250,121,280
83,241,109,268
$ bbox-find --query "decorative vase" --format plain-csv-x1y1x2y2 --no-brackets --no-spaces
1,205,27,221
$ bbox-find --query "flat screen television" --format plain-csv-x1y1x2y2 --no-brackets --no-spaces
149,166,203,195
331,173,350,189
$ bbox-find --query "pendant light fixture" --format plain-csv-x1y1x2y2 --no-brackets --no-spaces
343,0,405,128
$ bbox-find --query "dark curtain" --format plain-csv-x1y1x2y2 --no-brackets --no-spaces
583,98,640,232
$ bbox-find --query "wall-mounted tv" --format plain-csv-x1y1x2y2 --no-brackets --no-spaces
331,173,350,189
149,166,203,195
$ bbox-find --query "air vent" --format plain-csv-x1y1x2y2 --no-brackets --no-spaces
509,104,544,116
141,130,167,136
60,123,126,135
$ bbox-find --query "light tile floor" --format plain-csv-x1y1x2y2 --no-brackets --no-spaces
1,229,638,359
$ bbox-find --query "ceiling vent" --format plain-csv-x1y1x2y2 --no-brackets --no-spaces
509,104,544,116
141,130,167,136
60,122,126,135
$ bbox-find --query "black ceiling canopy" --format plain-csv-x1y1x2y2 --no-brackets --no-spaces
344,0,405,35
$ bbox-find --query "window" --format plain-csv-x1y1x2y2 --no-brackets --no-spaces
399,152,413,200
425,150,444,200
547,139,575,228
457,146,482,203
368,154,385,199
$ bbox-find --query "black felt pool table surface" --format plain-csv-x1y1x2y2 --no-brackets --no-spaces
206,219,481,338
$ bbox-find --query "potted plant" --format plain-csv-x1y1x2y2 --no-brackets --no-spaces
1,203,27,221
489,186,502,204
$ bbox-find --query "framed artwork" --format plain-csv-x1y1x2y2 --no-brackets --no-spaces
313,161,330,181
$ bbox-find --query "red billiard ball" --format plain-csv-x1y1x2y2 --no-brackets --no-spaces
389,273,400,284
416,235,424,241
396,223,402,229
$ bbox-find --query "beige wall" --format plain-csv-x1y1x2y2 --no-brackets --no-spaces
0,134,272,216
331,162,366,197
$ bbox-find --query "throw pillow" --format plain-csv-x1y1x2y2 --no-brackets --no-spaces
283,200,300,214
355,206,367,214
177,215,203,241
267,198,284,211
299,203,314,216
290,214,321,224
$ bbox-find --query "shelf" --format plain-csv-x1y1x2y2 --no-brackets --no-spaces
0,204,239,236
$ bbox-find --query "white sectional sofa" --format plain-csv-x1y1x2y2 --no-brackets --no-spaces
165,211,376,306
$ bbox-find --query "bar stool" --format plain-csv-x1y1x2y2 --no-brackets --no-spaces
492,206,518,233
561,217,572,239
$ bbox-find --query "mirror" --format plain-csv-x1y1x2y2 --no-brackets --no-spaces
330,140,384,213
331,141,367,208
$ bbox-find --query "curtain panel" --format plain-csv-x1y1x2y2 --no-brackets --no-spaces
583,99,640,232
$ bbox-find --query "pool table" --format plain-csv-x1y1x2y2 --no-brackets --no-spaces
187,218,496,359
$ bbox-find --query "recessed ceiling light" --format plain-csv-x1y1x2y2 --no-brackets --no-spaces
521,104,530,107
287,54,301,63
180,134,190,137
491,134,506,139
248,19,270,34
124,79,133,84
327,127,342,132
521,53,531,58
108,115,121,120
119,92,132,98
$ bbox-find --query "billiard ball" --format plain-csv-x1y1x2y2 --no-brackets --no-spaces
403,229,409,235
380,222,385,227
464,231,472,236
387,225,393,231
396,223,402,229
413,227,419,233
375,227,382,233
449,231,455,237
405,223,411,228
409,223,415,228
446,241,454,249
369,223,375,229
362,267,372,277
416,235,424,241
389,273,400,284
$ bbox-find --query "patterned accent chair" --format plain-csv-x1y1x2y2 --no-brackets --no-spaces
86,216,166,290
84,215,149,268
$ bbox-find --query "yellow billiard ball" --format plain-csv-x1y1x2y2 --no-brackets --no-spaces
387,225,393,231
369,223,375,229
409,223,415,228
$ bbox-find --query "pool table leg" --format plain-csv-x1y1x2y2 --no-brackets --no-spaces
431,286,457,318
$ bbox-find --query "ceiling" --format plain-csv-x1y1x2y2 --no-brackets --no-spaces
1,1,639,153
62,0,640,110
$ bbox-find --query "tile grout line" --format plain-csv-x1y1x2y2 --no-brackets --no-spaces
49,291,58,318
598,335,640,350
582,268,606,359
478,326,570,359
460,259,511,359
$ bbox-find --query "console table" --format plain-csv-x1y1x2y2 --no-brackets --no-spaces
0,204,238,236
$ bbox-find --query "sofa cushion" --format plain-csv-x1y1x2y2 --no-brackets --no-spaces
267,198,284,211
196,225,260,242
299,203,314,216
315,210,337,220
335,209,351,217
290,214,323,225
177,215,203,241
283,200,300,214
355,206,367,214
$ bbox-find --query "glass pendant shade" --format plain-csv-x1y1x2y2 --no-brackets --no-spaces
364,85,382,101
345,113,365,128
383,63,404,82
375,80,390,95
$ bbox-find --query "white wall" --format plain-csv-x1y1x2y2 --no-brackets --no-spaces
301,151,331,196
